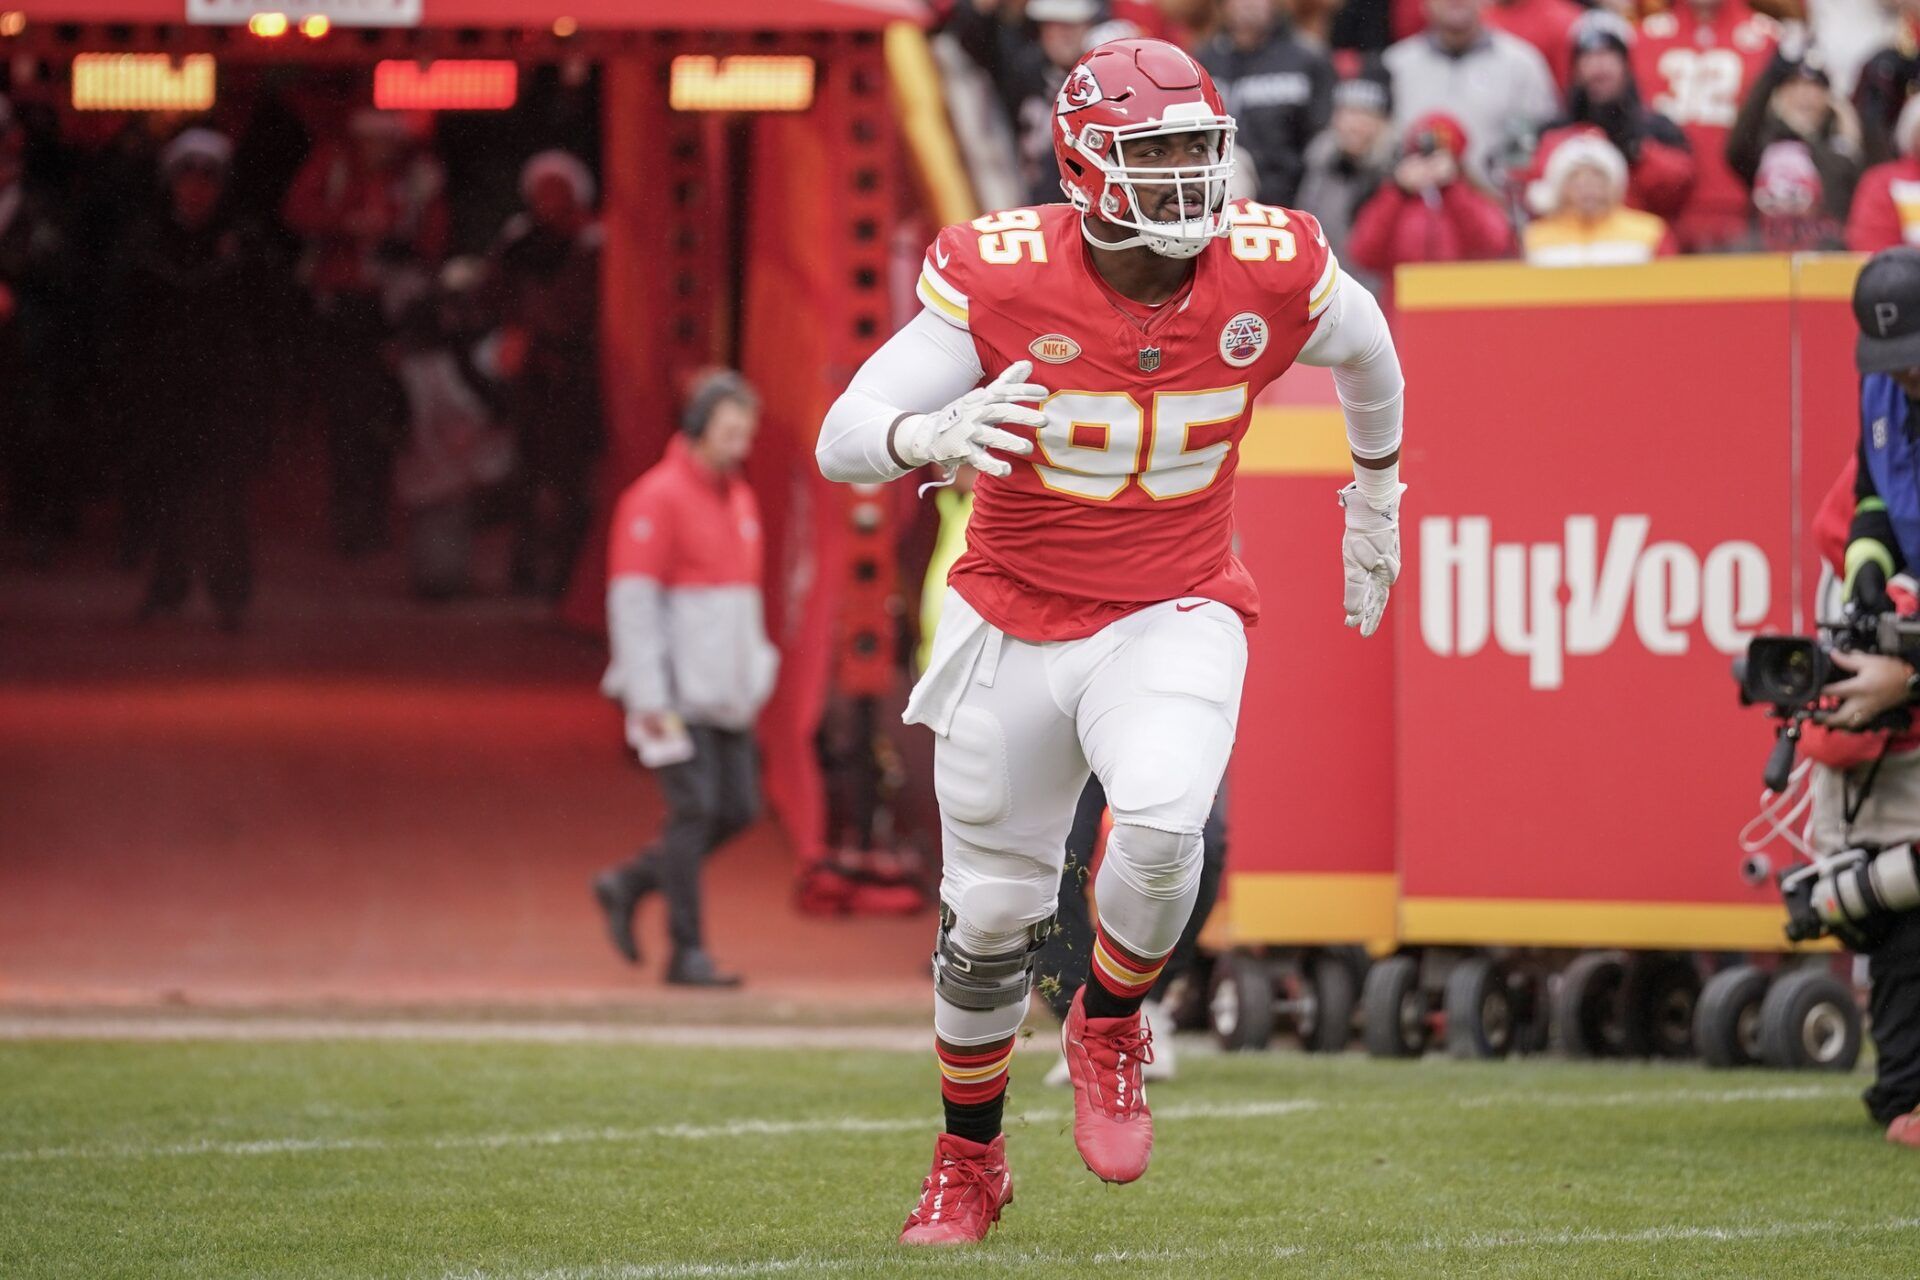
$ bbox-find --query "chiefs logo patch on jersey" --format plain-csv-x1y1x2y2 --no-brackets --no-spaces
1029,333,1082,364
1219,312,1269,368
1059,65,1104,112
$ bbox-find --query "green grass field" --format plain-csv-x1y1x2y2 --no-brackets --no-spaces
5,1029,1919,1279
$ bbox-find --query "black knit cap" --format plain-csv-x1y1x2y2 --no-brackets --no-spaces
1332,57,1392,117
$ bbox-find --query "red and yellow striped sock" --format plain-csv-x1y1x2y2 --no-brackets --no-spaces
937,1038,1012,1143
1085,922,1167,1019
937,1039,1012,1107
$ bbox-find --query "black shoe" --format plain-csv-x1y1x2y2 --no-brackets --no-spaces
592,871,643,965
666,950,743,988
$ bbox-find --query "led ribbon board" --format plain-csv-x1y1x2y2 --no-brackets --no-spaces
374,60,518,110
669,56,816,113
72,54,216,111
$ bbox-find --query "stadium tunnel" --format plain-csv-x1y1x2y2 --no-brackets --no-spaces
1,0,978,871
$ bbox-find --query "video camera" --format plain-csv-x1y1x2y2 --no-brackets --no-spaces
1733,563,1920,792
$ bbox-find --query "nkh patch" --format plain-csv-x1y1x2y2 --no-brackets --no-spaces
1220,312,1268,367
1138,346,1161,373
1029,333,1082,364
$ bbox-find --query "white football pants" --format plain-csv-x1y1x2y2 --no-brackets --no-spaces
913,591,1247,1045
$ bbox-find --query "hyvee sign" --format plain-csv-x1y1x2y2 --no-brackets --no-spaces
1419,515,1771,690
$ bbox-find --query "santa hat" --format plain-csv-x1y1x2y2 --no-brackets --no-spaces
158,127,233,179
519,149,596,209
1527,130,1628,215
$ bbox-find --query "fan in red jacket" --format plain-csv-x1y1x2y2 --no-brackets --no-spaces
1632,0,1778,250
1348,112,1516,308
1531,12,1696,224
1849,98,1920,251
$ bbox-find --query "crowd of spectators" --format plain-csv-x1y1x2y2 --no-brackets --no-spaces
938,0,1920,281
0,70,604,622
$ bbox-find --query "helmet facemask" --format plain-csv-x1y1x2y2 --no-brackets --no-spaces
1063,104,1237,260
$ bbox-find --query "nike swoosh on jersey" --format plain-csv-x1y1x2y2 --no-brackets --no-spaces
1175,600,1206,612
935,244,951,268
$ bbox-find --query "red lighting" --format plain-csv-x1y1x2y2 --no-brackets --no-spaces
373,60,517,111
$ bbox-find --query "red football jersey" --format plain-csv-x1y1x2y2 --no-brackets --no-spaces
1633,2,1777,250
914,200,1338,642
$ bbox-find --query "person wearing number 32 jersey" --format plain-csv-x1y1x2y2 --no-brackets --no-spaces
816,36,1405,1246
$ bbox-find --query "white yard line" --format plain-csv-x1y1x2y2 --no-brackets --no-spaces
0,1099,1320,1164
0,1083,1857,1166
438,1219,1920,1279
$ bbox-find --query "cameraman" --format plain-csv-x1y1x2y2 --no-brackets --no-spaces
1813,245,1920,1146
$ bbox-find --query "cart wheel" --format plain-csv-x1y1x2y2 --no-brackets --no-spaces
1362,954,1430,1058
1758,969,1862,1072
1555,950,1629,1058
1694,965,1770,1069
1513,967,1554,1056
1300,954,1357,1053
1624,953,1703,1059
1209,952,1276,1052
1444,956,1516,1059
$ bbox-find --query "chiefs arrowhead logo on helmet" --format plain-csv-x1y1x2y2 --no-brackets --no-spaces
1051,38,1238,260
1059,65,1104,112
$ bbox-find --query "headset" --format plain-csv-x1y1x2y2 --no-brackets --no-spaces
681,370,757,440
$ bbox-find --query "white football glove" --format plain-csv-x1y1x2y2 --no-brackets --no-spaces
893,361,1045,478
1337,481,1406,638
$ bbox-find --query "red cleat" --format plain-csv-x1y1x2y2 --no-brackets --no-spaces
1887,1111,1920,1147
898,1132,1014,1246
1062,987,1155,1183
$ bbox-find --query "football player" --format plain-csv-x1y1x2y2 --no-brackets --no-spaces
816,37,1405,1245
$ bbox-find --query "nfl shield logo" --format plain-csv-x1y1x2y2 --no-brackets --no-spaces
1138,346,1161,373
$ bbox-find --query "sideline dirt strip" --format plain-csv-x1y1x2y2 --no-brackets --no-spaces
435,1218,1920,1279
0,1088,1856,1164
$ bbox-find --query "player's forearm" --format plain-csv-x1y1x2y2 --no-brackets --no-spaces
817,308,989,485
1324,280,1405,508
817,388,915,484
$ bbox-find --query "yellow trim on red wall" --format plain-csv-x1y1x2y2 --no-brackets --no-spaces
1398,255,1794,311
1238,406,1349,476
1399,897,1832,952
1225,872,1398,947
1794,253,1865,302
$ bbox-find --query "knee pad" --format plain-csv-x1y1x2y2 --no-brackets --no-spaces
933,887,1057,1013
1106,821,1202,899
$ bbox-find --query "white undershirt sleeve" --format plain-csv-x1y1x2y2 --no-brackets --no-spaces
816,309,988,484
1293,268,1404,463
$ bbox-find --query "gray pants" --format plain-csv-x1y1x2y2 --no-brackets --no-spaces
613,725,761,954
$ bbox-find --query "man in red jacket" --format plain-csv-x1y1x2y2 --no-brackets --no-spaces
1348,112,1515,307
1633,0,1778,250
592,371,780,988
1849,98,1920,251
